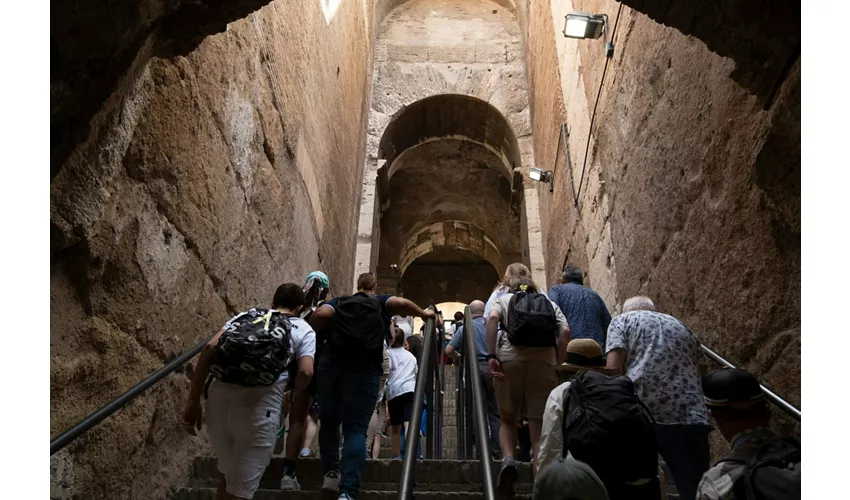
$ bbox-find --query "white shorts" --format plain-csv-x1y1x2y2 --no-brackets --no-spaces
206,379,285,498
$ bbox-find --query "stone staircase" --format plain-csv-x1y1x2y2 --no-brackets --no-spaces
174,456,533,499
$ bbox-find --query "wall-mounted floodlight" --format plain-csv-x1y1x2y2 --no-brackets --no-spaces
563,12,607,40
564,12,615,58
529,167,554,192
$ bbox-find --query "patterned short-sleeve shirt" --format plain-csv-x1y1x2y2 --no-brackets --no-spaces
606,310,710,425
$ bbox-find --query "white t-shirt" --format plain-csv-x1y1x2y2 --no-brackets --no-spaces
386,346,417,400
210,310,316,401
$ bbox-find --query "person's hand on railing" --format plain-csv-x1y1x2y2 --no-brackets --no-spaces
181,401,203,436
488,357,504,379
422,309,437,320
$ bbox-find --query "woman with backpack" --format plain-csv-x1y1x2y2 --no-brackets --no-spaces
485,273,572,498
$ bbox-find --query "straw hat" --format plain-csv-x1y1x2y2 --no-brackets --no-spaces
556,338,616,374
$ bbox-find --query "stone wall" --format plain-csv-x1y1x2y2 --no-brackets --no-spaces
521,0,800,418
49,1,374,499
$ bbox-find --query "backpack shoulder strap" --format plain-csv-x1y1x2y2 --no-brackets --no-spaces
561,381,574,459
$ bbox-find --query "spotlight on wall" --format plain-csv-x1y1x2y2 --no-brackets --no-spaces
390,264,399,273
529,167,554,192
563,12,607,39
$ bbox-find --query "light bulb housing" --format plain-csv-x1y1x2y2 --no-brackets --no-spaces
563,12,606,40
529,167,553,183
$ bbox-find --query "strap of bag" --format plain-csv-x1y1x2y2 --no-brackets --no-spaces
203,374,214,400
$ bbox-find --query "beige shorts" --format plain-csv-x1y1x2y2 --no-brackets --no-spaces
494,360,557,422
206,383,282,498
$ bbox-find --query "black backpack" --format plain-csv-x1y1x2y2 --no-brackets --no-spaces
505,291,558,347
329,292,385,367
208,308,293,386
562,370,660,499
719,436,801,500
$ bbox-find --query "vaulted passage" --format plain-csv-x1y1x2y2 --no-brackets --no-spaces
373,94,524,304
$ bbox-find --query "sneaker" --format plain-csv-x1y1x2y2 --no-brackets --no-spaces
322,470,341,492
497,456,518,499
338,494,352,500
279,474,300,491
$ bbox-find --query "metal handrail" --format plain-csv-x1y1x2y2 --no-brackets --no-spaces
50,335,214,455
397,307,438,500
461,305,496,500
700,343,801,421
456,360,466,459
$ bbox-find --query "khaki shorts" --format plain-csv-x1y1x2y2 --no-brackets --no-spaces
494,360,557,422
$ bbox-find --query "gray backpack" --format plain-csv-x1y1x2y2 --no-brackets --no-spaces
718,436,801,500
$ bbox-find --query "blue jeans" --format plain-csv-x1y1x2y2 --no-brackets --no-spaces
318,357,380,498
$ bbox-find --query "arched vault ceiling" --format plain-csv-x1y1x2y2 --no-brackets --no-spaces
378,139,521,268
378,94,522,177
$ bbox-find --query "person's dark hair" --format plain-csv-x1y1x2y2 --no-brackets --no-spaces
357,272,377,291
272,283,306,310
405,334,423,365
391,326,406,348
507,276,539,294
562,266,584,285
454,311,464,322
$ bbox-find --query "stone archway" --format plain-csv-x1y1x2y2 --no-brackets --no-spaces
364,93,526,298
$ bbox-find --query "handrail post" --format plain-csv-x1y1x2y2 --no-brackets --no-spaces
464,352,474,458
425,329,435,459
456,361,464,459
463,305,496,499
397,307,437,500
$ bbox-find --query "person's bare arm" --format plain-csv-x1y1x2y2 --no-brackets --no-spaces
181,328,224,435
606,348,627,375
486,310,503,378
292,356,314,396
556,323,571,364
385,296,436,319
445,343,460,361
308,304,335,333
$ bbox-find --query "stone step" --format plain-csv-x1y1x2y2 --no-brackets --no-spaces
175,488,533,500
189,457,533,491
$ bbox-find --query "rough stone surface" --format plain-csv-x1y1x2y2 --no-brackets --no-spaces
520,0,800,426
50,1,374,499
618,0,799,104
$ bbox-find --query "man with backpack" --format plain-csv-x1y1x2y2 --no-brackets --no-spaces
537,339,662,500
605,296,711,500
485,275,571,498
696,368,800,500
180,283,316,500
307,272,435,500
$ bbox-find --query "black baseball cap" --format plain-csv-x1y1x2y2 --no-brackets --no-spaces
702,368,766,411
